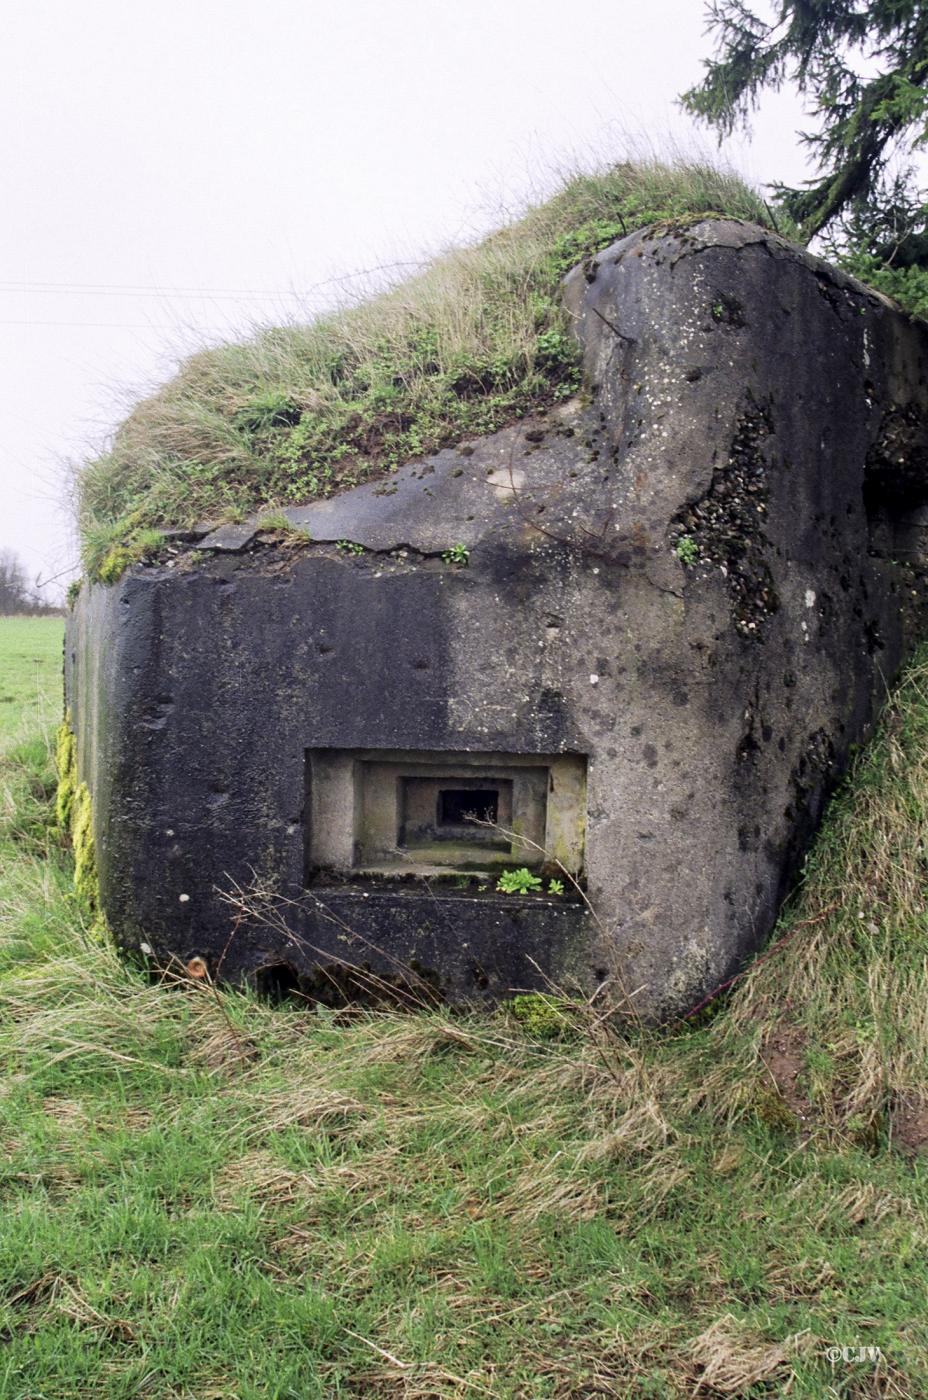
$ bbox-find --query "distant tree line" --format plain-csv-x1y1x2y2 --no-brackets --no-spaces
0,548,62,616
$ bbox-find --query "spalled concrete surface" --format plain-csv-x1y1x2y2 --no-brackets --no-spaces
67,220,928,1017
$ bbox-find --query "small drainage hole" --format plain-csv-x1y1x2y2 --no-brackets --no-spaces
255,962,302,1003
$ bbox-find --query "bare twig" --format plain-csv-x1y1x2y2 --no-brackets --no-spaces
343,1329,410,1369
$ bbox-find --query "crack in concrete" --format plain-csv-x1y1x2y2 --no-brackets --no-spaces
591,304,637,346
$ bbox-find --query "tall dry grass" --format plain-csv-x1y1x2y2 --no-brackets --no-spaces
76,159,771,573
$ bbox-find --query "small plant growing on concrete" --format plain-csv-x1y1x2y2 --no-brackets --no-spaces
442,542,469,566
336,539,365,556
496,867,543,894
256,511,313,542
256,509,291,531
674,534,699,565
548,878,565,895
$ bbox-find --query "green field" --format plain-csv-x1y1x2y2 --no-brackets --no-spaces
1,615,927,1398
0,615,62,744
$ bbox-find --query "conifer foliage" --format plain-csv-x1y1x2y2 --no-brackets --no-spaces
682,2,928,250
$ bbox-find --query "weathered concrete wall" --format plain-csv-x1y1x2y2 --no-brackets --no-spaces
66,220,928,1017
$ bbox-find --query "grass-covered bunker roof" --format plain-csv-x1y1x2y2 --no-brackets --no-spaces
77,161,774,578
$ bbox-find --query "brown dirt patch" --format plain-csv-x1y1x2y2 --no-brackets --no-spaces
761,1025,815,1125
892,1093,928,1155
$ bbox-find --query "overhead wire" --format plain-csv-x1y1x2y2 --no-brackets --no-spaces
0,319,236,329
0,261,429,302
0,261,433,330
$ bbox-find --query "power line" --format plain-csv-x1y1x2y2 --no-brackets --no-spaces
0,318,237,329
0,259,437,330
0,262,429,301
0,284,306,303
0,279,306,297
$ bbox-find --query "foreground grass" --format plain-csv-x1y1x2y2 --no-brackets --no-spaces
2,617,928,1397
76,160,773,576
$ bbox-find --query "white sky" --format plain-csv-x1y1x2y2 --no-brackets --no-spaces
2,0,814,601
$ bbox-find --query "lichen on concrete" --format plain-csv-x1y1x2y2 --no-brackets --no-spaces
54,713,77,831
55,710,99,910
70,782,98,909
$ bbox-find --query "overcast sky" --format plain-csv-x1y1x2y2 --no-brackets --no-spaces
2,0,814,601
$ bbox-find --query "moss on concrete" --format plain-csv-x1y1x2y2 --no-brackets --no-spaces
96,528,166,584
71,781,98,909
55,712,99,909
54,714,77,832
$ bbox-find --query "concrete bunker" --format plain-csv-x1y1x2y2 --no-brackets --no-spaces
65,218,928,1018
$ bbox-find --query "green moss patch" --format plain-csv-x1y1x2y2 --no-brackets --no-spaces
70,781,97,908
54,711,98,909
95,527,166,584
507,992,576,1040
54,716,76,831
